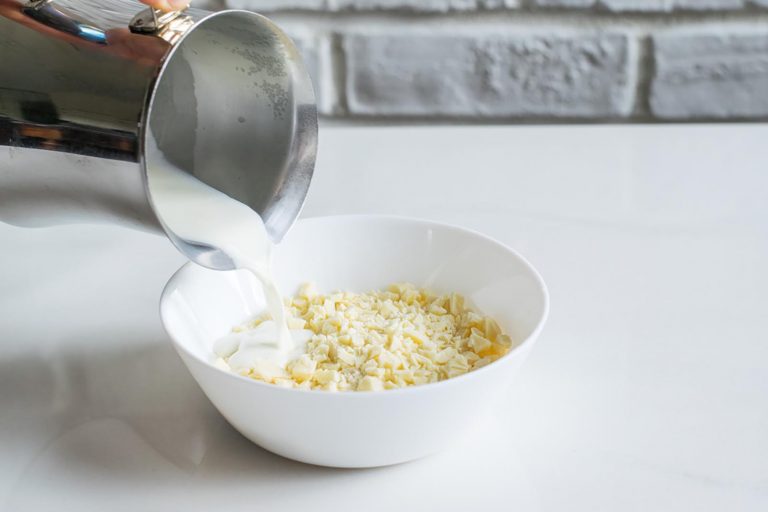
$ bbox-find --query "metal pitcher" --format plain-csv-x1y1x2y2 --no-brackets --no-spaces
0,0,317,269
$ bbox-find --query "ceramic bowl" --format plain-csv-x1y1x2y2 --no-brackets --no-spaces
160,215,548,468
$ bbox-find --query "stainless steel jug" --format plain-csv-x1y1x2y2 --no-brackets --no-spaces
0,0,317,269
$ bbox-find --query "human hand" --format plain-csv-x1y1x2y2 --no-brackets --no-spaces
139,0,190,11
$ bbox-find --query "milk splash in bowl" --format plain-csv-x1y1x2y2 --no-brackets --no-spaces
148,151,311,377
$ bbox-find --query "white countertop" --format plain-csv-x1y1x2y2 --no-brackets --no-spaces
1,125,766,511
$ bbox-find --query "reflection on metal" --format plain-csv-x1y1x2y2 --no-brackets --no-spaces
4,118,137,160
23,0,107,44
0,0,318,268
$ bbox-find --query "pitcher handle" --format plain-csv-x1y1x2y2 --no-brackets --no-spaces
129,5,193,43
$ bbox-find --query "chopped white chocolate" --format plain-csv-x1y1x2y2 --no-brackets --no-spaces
357,375,384,391
288,355,317,382
217,283,516,391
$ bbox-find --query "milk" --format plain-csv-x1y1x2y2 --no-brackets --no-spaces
148,147,307,366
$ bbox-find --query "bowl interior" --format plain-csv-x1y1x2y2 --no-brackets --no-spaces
161,216,548,367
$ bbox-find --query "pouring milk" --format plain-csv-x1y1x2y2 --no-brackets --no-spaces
149,149,311,377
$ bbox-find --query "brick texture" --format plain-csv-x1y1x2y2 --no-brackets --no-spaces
534,0,595,7
599,0,671,11
333,0,485,10
482,0,519,7
650,31,768,118
226,0,325,10
344,33,635,118
674,0,745,9
220,0,768,121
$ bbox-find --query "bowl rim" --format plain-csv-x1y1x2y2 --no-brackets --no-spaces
160,214,550,398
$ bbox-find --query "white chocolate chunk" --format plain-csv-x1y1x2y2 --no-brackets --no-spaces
298,282,318,299
216,283,513,391
357,376,384,391
469,333,492,354
289,355,317,382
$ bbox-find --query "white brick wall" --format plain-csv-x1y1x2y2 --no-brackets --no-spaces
534,1,594,7
332,0,489,11
344,33,635,117
227,0,325,9
651,31,768,118
222,0,768,121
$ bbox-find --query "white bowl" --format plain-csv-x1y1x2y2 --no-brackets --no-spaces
160,215,549,468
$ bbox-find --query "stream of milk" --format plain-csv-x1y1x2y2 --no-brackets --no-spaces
148,151,310,374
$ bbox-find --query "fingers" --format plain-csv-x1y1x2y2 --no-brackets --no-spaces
139,0,190,12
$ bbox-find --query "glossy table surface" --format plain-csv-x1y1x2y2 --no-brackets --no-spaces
1,125,766,511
